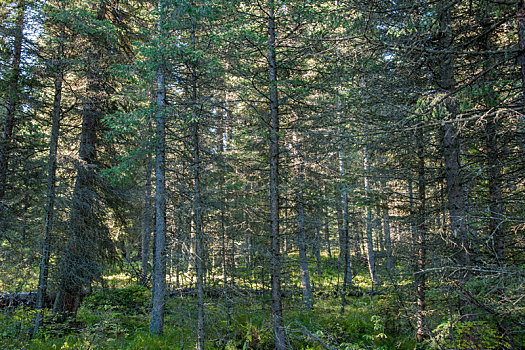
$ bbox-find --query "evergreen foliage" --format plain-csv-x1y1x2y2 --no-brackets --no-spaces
0,0,523,348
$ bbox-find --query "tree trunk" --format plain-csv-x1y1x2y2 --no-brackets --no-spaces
415,129,427,347
338,127,352,312
193,117,205,349
293,131,313,309
315,221,322,279
438,0,470,272
0,0,25,211
149,1,167,333
268,2,286,347
518,1,525,152
381,193,394,274
54,14,107,315
376,205,384,253
339,152,352,288
518,0,525,108
479,20,505,265
437,2,473,323
190,15,205,348
364,143,379,285
219,99,232,328
323,187,332,259
485,116,505,264
33,20,65,336
408,178,416,244
141,118,153,286
442,112,470,269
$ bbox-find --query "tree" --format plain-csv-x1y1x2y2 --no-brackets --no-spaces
292,130,313,309
149,0,167,335
267,1,286,347
33,0,67,336
0,0,25,217
53,0,131,316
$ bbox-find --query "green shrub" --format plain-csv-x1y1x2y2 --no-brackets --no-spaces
83,286,150,314
432,320,510,349
228,312,273,349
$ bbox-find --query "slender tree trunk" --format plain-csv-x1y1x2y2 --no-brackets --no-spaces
376,205,384,253
382,198,394,273
219,101,232,328
415,130,427,347
408,178,416,244
315,221,322,279
518,0,525,108
364,143,379,285
193,117,205,349
485,118,505,264
323,187,332,259
339,126,352,312
268,2,286,347
188,15,205,350
339,155,351,288
442,112,469,268
149,1,167,333
379,178,393,274
221,193,232,327
335,189,344,274
283,207,289,256
188,215,196,273
479,22,505,265
231,203,236,288
142,150,153,285
293,131,313,309
518,1,525,152
33,21,65,336
0,0,25,211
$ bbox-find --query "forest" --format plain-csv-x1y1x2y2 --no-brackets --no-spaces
0,0,524,349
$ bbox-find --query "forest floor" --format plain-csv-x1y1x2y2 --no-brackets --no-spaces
0,256,428,349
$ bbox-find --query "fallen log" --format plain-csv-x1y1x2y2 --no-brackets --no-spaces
0,292,37,308
0,292,55,309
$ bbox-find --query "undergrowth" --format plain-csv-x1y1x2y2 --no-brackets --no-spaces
0,256,515,349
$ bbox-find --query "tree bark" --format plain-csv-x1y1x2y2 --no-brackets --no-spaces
323,186,332,259
141,116,153,286
338,144,352,288
190,14,205,350
364,143,379,285
518,1,525,152
268,1,286,347
415,129,427,346
518,0,525,108
293,131,313,309
438,0,470,271
193,116,205,350
315,221,322,279
382,194,394,274
480,19,505,265
149,1,167,333
485,116,504,264
338,128,352,312
219,99,232,328
442,109,469,269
